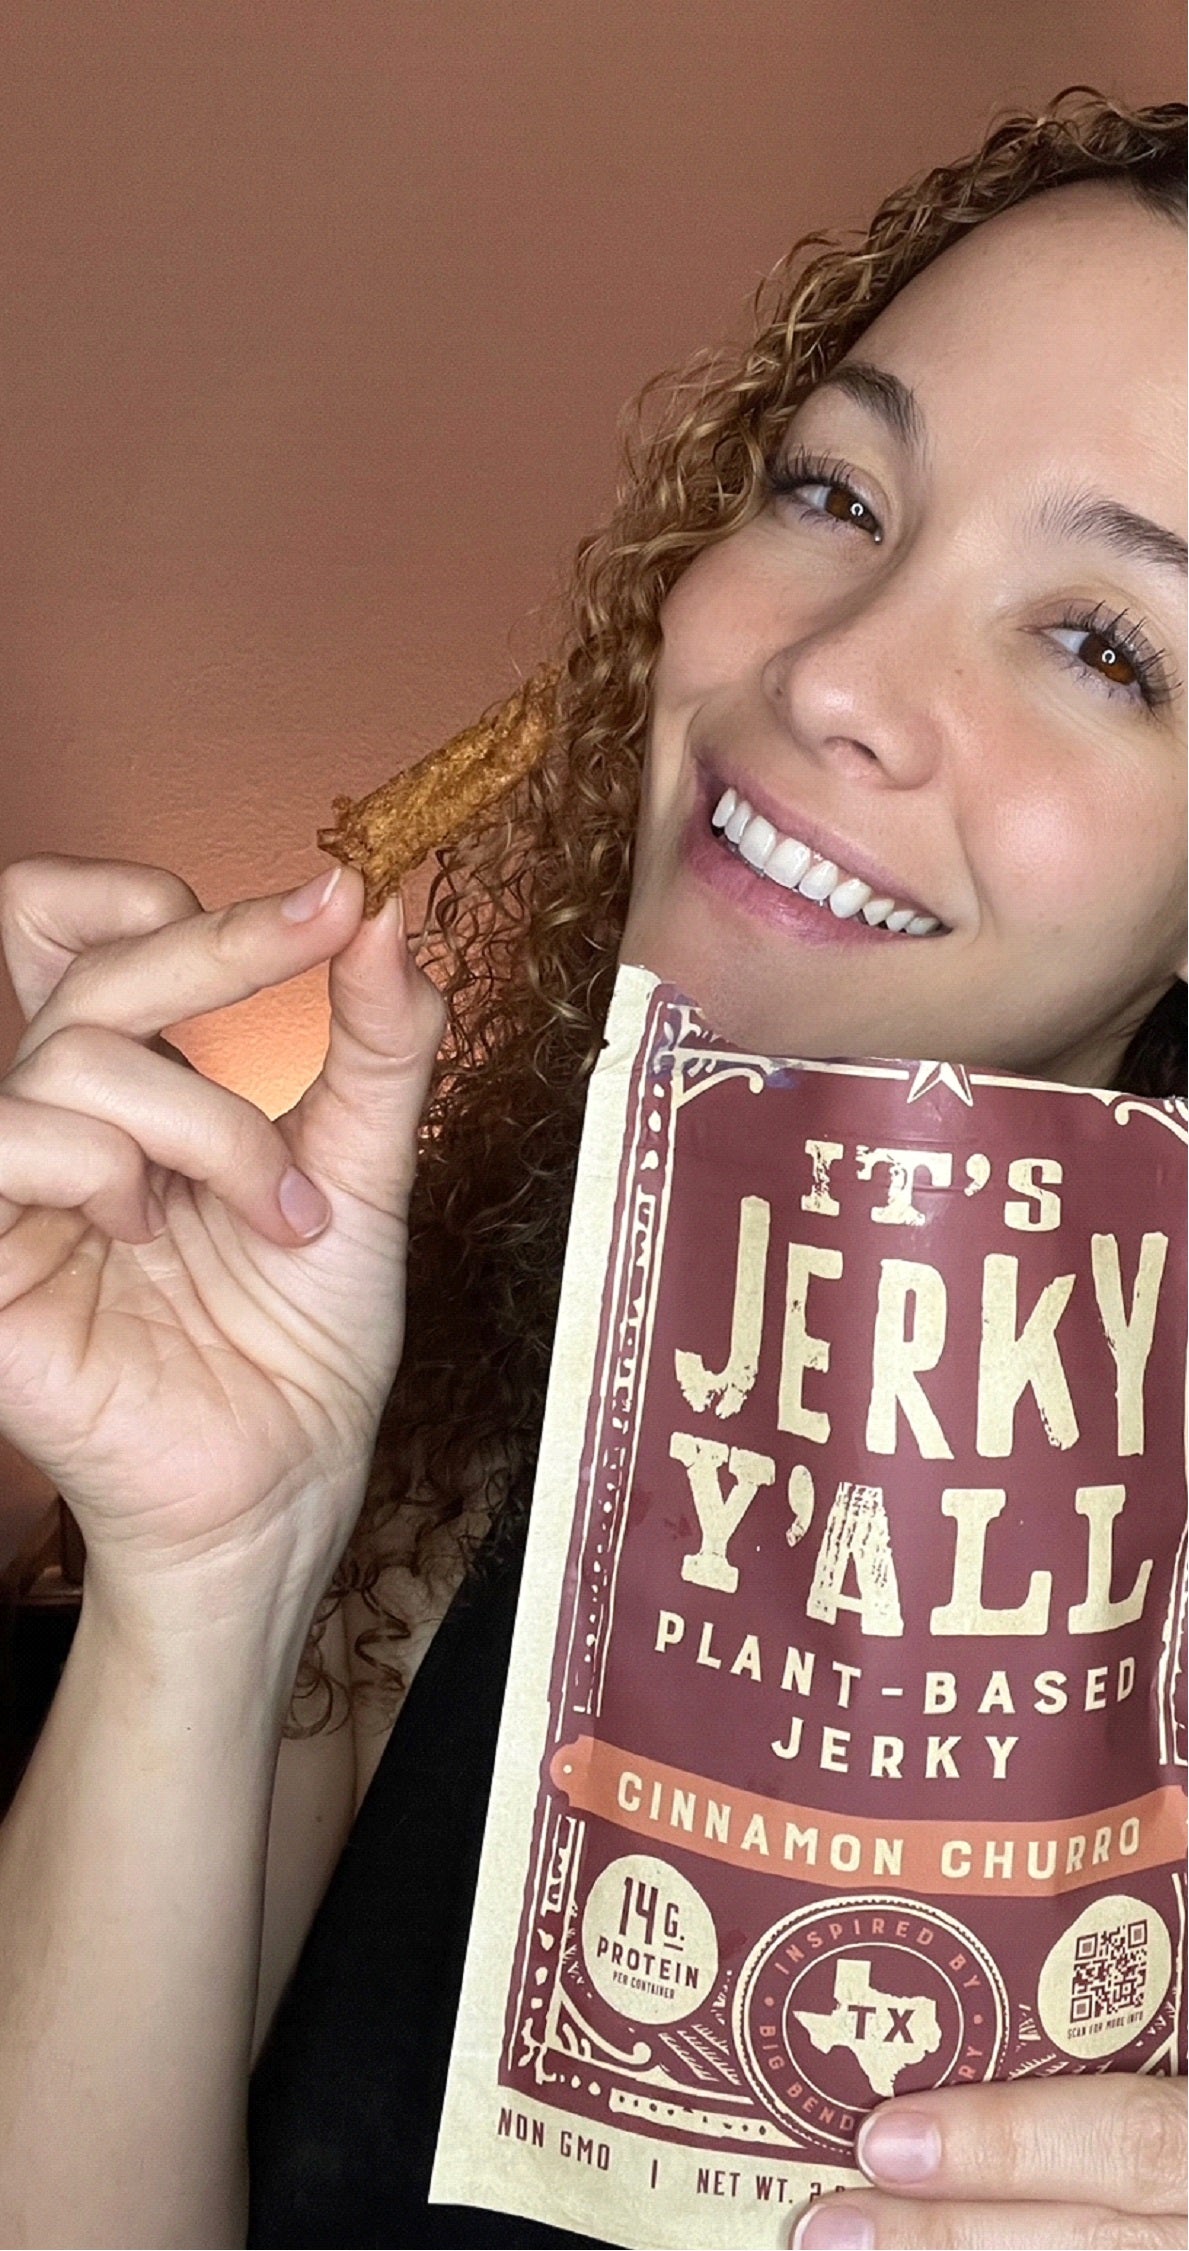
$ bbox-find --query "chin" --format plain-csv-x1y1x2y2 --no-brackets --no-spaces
619,904,832,1058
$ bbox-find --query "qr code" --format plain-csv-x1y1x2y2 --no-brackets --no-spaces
1069,1919,1148,2024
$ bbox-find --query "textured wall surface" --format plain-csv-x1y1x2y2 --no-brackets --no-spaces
0,0,1183,1532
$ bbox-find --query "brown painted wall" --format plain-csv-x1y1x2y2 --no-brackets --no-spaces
0,0,1183,1536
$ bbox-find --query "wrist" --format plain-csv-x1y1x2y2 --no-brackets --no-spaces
77,1527,347,1731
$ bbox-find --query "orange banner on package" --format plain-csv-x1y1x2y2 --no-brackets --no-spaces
550,1736,1188,1900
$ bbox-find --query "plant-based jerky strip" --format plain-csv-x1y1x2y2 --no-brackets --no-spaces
316,668,558,918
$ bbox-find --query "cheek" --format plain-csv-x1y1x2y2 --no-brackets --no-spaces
979,759,1183,944
653,536,776,704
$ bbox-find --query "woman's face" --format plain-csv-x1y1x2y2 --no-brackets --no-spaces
620,182,1187,1085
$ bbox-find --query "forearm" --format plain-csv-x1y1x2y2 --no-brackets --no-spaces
0,1578,300,2250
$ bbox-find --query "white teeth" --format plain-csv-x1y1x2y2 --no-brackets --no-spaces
711,782,943,933
796,856,841,902
828,876,872,920
738,814,778,870
765,835,814,888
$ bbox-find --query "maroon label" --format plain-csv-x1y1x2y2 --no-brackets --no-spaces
495,979,1187,2162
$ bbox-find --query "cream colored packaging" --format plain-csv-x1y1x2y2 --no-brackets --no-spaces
431,964,1187,2249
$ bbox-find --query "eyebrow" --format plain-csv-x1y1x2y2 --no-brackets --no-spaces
806,359,1188,586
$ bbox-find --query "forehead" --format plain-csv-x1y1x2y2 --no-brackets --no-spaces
816,183,1185,493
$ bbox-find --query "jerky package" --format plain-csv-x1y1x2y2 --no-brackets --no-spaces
431,964,1187,2249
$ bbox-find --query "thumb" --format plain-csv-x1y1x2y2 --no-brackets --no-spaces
279,878,448,1217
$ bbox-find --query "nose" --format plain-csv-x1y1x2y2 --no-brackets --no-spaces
760,572,953,789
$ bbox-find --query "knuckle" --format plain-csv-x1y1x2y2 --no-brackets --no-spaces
86,1116,143,1196
876,2201,958,2247
1086,2215,1175,2250
33,1022,119,1082
944,2096,1020,2189
203,1086,277,1181
206,896,256,965
1113,2086,1187,2206
0,856,47,950
235,1102,281,1174
115,878,203,938
0,853,57,911
109,1138,145,1198
0,859,26,922
128,866,201,916
0,854,197,926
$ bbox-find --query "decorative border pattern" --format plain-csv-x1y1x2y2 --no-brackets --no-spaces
500,980,1187,2127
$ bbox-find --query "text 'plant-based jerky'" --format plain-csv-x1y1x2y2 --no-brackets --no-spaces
432,964,1187,2250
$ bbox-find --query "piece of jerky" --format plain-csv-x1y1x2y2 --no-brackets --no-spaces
315,668,558,917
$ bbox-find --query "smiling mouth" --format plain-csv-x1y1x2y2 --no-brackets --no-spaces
706,781,948,936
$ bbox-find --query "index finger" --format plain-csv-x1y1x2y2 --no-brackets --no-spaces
0,854,205,1023
855,2075,1187,2216
4,857,362,1070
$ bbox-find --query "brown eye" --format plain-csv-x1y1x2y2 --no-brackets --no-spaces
818,483,881,535
790,475,882,539
767,449,885,543
1076,629,1138,690
1049,612,1161,705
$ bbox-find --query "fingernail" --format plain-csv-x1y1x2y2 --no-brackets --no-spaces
278,1166,332,1238
281,866,343,922
790,2199,873,2248
857,2107,941,2184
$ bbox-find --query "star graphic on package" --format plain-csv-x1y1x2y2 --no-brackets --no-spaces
906,1059,974,1106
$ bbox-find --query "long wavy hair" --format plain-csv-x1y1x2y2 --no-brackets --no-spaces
288,85,1188,1737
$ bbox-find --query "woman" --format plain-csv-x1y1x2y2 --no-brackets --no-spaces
0,86,1183,2251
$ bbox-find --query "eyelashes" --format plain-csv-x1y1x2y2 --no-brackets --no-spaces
1046,601,1179,712
768,448,885,537
766,446,1180,714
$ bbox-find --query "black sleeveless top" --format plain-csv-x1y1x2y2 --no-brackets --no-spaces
246,1535,613,2249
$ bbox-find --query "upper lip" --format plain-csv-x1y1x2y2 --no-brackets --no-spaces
700,758,945,925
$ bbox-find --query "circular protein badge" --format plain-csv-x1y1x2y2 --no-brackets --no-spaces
1037,1895,1173,2062
732,1894,1009,2152
581,1854,719,2026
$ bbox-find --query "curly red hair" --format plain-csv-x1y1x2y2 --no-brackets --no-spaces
287,85,1187,1737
